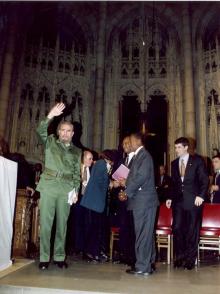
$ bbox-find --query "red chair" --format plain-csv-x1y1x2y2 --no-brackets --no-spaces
198,203,220,261
109,227,120,261
156,204,173,264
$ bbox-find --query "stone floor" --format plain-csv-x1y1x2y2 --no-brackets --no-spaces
0,257,220,294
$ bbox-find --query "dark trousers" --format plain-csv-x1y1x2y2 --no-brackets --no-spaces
132,206,157,272
84,208,102,257
172,202,202,263
118,203,135,263
73,204,86,253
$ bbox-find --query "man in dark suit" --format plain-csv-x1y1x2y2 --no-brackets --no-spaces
117,136,136,265
119,133,159,276
156,165,172,203
166,137,209,270
210,154,220,203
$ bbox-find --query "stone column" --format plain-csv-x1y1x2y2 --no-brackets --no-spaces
182,3,196,139
93,2,106,152
0,11,17,137
196,39,207,157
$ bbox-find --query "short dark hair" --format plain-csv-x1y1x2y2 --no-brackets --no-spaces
174,137,189,147
130,132,144,144
99,149,116,162
212,154,220,160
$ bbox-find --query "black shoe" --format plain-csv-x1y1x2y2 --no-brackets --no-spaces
99,253,109,263
126,268,152,276
151,263,156,272
54,261,68,269
85,254,100,264
174,259,183,268
39,262,49,270
184,262,195,270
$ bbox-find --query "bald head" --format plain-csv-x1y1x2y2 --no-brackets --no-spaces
83,150,93,167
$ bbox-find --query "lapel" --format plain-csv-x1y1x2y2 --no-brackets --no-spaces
130,147,144,170
174,159,181,178
183,155,193,182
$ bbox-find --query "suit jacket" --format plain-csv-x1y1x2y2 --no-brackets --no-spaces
80,159,109,213
156,174,172,202
125,147,159,210
170,154,209,209
212,173,220,203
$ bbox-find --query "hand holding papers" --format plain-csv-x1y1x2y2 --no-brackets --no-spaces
68,188,78,205
112,164,130,181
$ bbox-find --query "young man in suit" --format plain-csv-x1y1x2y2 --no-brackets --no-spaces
166,137,209,270
119,133,159,276
210,154,220,203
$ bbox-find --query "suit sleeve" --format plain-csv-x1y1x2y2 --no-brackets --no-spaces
91,161,109,189
167,162,175,201
125,155,150,198
197,157,209,199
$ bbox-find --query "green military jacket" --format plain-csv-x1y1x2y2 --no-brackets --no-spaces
36,118,81,195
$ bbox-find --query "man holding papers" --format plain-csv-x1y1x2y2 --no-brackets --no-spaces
36,103,81,270
119,133,159,276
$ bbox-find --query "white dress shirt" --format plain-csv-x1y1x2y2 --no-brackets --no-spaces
81,165,90,187
127,151,135,166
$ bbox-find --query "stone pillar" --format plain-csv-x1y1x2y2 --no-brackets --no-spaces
93,2,106,152
196,39,207,157
182,3,196,139
0,11,17,137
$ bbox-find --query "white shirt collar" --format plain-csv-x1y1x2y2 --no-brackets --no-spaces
134,146,143,156
179,153,189,163
128,152,135,160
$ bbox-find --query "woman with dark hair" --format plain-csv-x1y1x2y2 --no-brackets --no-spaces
80,150,115,262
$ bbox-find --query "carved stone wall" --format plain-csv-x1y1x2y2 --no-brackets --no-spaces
0,2,219,164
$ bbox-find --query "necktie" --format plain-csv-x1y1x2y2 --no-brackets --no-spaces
125,156,129,167
81,166,87,195
83,166,87,182
180,159,185,177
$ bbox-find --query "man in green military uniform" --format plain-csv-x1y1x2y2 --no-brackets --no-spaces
36,103,81,270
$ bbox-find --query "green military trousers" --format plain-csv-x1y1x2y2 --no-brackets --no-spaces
39,188,70,262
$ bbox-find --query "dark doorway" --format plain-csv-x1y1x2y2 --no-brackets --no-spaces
119,94,141,142
144,95,167,169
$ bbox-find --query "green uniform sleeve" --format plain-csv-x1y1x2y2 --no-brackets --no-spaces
36,117,52,144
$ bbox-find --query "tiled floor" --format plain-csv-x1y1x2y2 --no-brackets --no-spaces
0,258,220,294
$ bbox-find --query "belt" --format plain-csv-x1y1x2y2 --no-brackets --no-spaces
44,168,73,181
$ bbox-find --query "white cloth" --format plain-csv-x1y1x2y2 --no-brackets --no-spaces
81,165,90,187
0,156,17,271
127,152,135,166
134,146,143,156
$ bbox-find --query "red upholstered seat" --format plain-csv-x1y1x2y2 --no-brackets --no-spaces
111,227,120,233
200,204,220,236
156,204,173,231
198,204,220,262
156,204,173,264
